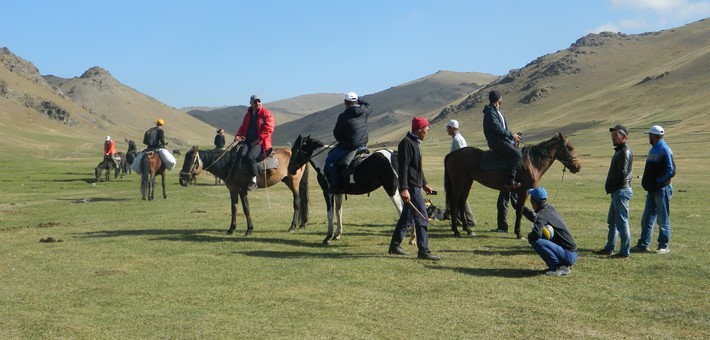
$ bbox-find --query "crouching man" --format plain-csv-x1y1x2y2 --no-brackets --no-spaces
527,187,578,276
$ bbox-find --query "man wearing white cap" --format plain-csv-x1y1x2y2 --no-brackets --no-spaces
325,92,371,194
633,125,675,254
103,136,116,167
446,120,476,228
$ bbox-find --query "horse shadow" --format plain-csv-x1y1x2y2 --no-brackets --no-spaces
233,250,383,259
427,265,541,278
49,177,97,184
58,197,131,203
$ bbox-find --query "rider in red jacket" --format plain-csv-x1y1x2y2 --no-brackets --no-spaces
234,94,275,191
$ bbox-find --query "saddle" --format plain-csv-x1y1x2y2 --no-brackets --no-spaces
338,148,370,184
234,144,278,173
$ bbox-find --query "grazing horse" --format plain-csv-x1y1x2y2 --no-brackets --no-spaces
94,152,125,182
178,143,310,236
445,133,581,239
141,150,167,200
288,135,403,245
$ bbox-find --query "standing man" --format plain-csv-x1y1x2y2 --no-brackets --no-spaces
234,95,275,191
633,125,675,254
446,119,476,228
214,129,226,150
526,187,578,276
596,125,634,258
483,90,522,189
325,92,371,194
388,116,440,260
104,136,116,167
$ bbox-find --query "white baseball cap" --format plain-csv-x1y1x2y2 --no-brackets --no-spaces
106,136,111,141
344,92,358,102
645,125,664,136
446,119,459,129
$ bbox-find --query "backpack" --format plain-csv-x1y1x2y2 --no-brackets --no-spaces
143,127,158,146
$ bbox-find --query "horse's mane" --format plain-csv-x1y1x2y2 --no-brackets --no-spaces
193,147,239,179
523,134,566,166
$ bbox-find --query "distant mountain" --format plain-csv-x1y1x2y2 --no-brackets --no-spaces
186,93,342,132
272,70,497,146
433,19,710,144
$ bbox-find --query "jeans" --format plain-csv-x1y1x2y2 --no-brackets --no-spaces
530,238,577,270
242,144,263,177
390,186,430,254
604,187,633,256
324,147,357,188
638,185,672,249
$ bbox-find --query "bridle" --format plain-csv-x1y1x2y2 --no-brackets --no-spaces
179,148,202,182
551,139,578,172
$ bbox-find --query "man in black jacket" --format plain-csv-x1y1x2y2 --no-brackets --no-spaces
483,90,522,189
388,116,439,260
325,92,372,194
596,125,633,258
526,187,578,276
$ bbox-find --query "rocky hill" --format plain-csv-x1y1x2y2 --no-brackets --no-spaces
432,19,710,145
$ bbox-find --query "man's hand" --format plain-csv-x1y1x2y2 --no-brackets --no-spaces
513,133,521,143
400,188,410,203
423,184,434,195
234,136,245,142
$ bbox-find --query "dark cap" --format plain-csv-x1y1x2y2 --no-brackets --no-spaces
609,124,628,136
488,90,502,103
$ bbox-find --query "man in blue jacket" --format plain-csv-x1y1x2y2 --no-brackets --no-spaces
526,187,578,276
633,125,675,254
483,90,522,189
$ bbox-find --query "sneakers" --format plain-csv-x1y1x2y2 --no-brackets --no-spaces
417,251,441,261
246,181,258,191
594,249,614,256
388,246,409,256
545,265,571,276
656,248,670,254
630,245,650,253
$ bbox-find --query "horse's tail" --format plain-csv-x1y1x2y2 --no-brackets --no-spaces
299,163,310,224
140,152,150,196
443,152,456,226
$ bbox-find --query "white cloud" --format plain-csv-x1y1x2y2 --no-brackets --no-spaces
611,0,710,20
591,19,649,33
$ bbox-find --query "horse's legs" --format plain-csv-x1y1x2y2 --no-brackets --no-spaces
227,190,238,235
161,172,167,199
286,180,300,232
149,173,156,200
324,193,335,244
513,189,527,239
333,194,344,240
240,190,254,236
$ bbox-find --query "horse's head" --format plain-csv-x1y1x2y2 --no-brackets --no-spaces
288,135,323,175
554,133,581,174
178,146,202,186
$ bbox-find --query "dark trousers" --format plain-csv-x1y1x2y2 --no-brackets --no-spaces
497,190,519,231
243,144,263,177
491,140,522,181
325,147,358,188
390,186,430,254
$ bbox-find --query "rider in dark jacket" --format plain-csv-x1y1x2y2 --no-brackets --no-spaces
483,90,522,189
325,92,372,194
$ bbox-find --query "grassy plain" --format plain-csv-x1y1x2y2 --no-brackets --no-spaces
1,133,708,339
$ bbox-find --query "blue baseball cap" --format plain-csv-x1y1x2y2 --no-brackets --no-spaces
528,187,548,202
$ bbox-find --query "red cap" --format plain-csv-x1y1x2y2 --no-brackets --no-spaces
412,116,429,131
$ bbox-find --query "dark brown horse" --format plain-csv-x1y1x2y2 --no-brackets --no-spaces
95,152,126,182
141,151,167,200
444,133,581,239
178,143,310,236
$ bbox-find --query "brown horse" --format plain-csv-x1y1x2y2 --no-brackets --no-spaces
178,143,310,236
141,151,167,200
444,133,581,239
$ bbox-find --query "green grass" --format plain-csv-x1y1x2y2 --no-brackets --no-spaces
1,137,708,339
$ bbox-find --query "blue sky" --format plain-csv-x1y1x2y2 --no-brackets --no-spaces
2,0,708,108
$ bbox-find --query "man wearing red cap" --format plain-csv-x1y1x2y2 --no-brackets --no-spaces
388,116,440,260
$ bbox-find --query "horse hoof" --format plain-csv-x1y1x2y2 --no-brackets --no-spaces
245,230,253,236
226,230,234,235
142,196,146,200
288,227,296,233
453,233,462,239
333,235,341,241
466,229,474,236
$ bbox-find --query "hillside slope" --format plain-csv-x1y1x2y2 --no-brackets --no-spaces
432,19,710,147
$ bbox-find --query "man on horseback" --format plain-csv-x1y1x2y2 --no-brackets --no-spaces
389,116,440,261
325,92,371,194
483,90,522,189
234,94,274,191
125,138,137,154
104,136,116,167
143,119,176,170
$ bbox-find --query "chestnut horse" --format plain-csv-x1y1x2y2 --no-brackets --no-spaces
444,133,581,239
178,143,309,236
141,151,167,200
